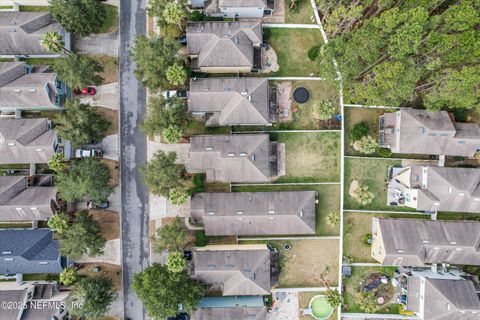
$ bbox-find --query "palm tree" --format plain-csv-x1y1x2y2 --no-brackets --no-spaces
327,211,340,226
59,267,78,286
48,152,68,174
41,32,70,54
166,64,187,86
163,2,186,30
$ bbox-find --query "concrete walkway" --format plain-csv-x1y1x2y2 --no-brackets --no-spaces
80,83,119,110
240,236,340,241
73,32,119,57
272,287,336,293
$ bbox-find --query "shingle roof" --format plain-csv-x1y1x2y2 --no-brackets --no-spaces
381,109,480,156
191,306,268,320
193,244,271,296
0,228,63,275
0,12,65,56
191,191,316,235
374,218,480,266
186,134,279,182
0,289,25,320
187,21,262,68
188,78,272,126
407,277,480,320
392,165,480,213
0,118,56,164
0,176,56,221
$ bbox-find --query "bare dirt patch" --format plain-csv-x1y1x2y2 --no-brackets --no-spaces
89,210,119,240
97,107,118,136
100,159,119,187
349,180,359,198
276,82,293,122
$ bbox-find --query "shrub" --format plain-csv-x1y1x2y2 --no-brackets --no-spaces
263,28,272,41
354,185,375,205
60,267,78,286
327,211,340,226
325,289,343,307
166,251,186,273
313,100,336,120
189,174,206,194
351,121,370,140
308,45,321,61
162,126,183,144
353,135,378,154
195,230,207,247
190,10,204,21
378,147,392,157
168,187,189,205
48,213,71,235
363,233,373,245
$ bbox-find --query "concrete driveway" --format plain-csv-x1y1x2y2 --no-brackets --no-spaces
80,83,119,110
101,134,119,161
76,186,120,213
73,32,119,57
147,136,190,164
78,239,121,265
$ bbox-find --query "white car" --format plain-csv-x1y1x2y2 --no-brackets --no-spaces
75,148,102,158
162,90,188,100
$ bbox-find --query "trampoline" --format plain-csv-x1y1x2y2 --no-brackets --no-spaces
293,87,310,104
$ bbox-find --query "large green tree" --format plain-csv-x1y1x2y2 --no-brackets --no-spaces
60,210,107,260
53,54,103,89
132,264,203,319
154,216,188,253
130,35,181,90
317,1,480,110
140,151,186,197
68,276,115,318
55,99,110,148
56,158,113,203
140,96,188,137
50,0,106,36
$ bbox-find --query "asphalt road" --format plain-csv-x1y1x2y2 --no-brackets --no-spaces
119,0,149,319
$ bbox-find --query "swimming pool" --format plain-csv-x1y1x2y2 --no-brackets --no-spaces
308,295,334,320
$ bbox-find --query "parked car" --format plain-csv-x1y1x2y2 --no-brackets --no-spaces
82,87,96,95
162,90,188,100
167,313,189,320
177,35,187,45
87,201,109,209
75,148,103,158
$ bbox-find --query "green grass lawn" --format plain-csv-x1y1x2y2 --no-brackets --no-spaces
0,5,13,9
0,222,32,229
183,120,231,137
21,58,57,65
232,184,340,236
285,0,316,24
344,157,415,211
272,132,340,183
342,266,399,314
343,212,428,263
19,6,49,12
97,4,118,33
265,28,323,77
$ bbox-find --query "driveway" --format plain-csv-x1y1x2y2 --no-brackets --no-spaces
76,186,120,213
119,0,149,319
78,239,121,265
147,135,190,164
101,134,119,161
80,83,119,110
73,32,119,57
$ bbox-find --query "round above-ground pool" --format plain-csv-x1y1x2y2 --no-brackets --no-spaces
308,295,334,320
293,87,310,104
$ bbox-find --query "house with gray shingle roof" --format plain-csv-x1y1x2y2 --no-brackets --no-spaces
0,11,70,58
192,244,272,296
190,191,316,236
187,21,262,73
0,118,57,165
190,0,275,18
0,175,57,222
186,134,285,183
371,218,480,266
0,228,64,276
387,165,480,213
379,109,480,156
405,270,480,320
188,78,276,126
0,62,68,111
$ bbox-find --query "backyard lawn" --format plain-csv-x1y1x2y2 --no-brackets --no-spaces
240,239,339,288
272,132,340,183
342,266,400,314
265,28,323,77
232,184,340,236
285,0,316,24
343,212,428,263
344,107,384,156
344,157,415,211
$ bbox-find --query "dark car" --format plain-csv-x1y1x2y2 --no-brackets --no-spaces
167,313,189,320
178,35,187,45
